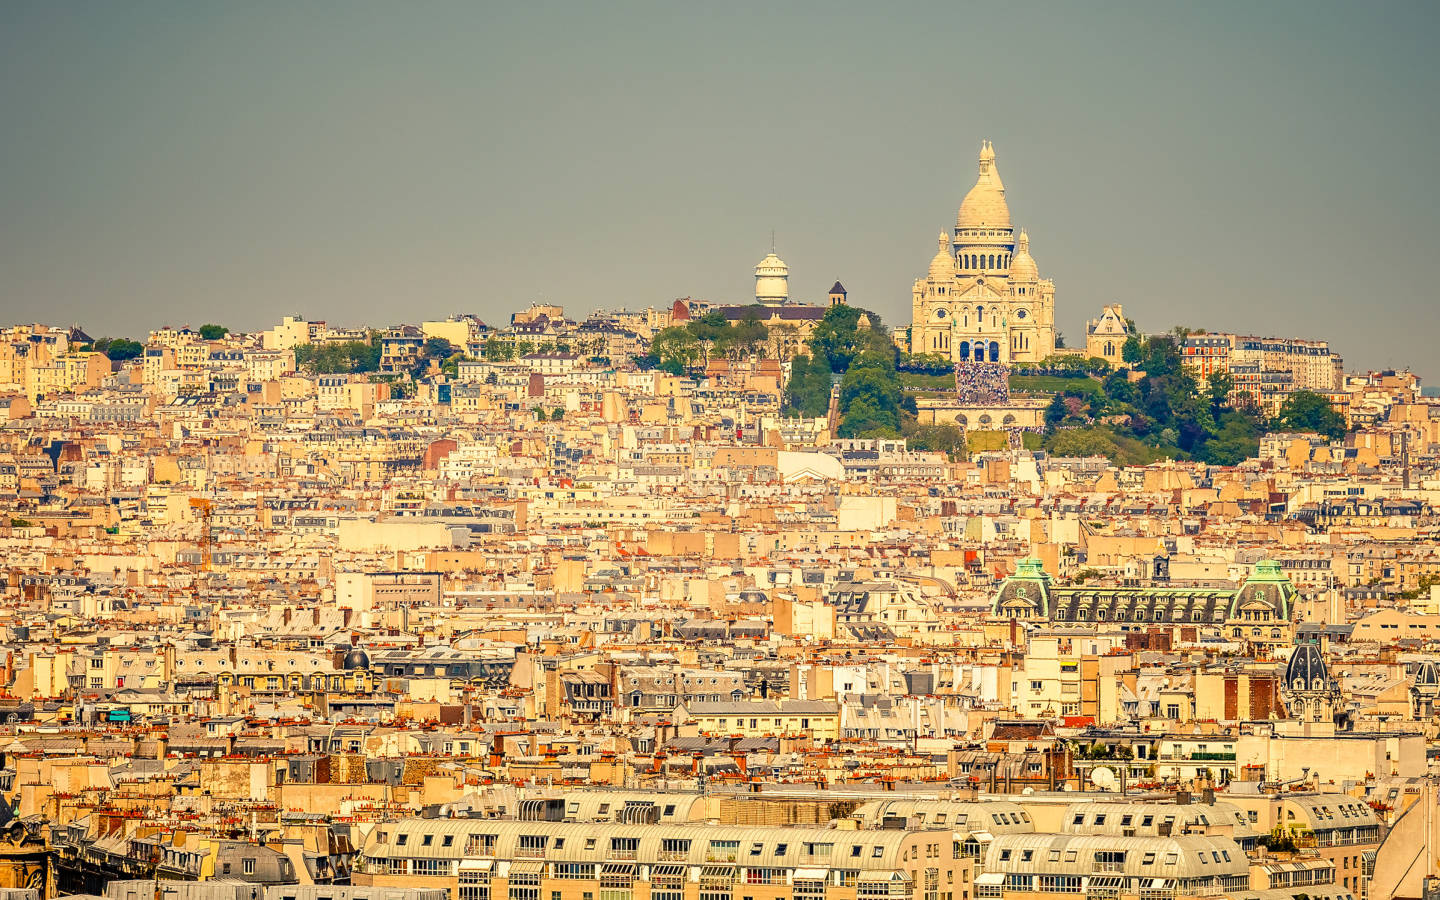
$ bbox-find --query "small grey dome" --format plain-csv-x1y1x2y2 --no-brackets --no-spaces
342,647,370,670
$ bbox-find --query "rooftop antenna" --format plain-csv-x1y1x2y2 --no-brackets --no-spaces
771,229,776,253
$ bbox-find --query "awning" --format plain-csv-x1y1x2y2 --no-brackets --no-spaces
602,863,637,876
459,859,495,872
975,873,1004,886
701,866,737,882
650,866,687,878
971,831,995,843
1086,876,1123,888
793,868,829,881
858,870,907,883
508,860,545,875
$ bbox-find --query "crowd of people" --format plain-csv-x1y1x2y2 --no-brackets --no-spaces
954,361,1011,405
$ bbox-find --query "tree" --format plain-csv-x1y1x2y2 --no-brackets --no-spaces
552,408,565,421
294,336,381,374
901,417,967,457
1200,411,1261,465
199,324,228,341
720,317,768,360
1046,428,1121,459
809,304,888,373
838,350,902,437
1045,391,1096,429
784,353,832,418
651,327,701,371
1205,370,1234,418
1103,370,1140,407
1121,335,1143,365
1277,390,1346,439
440,354,470,379
93,337,144,360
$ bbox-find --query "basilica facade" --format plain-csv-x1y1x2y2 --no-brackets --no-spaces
907,141,1057,364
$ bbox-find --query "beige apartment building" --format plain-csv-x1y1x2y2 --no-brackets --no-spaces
977,833,1250,900
356,821,962,900
679,699,841,741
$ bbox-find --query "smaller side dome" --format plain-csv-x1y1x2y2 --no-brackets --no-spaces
929,232,955,279
1009,230,1039,282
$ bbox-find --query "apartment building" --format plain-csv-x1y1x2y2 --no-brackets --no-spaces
355,821,962,900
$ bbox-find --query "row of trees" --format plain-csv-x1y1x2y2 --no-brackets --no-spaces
642,310,772,373
294,335,382,374
479,336,607,361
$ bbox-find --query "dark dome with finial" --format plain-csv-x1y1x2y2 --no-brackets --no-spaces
1285,644,1330,690
1416,659,1439,687
342,646,370,670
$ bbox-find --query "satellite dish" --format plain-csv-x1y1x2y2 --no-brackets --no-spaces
1091,766,1118,792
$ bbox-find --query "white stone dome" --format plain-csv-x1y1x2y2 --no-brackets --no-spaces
957,140,1011,230
755,251,789,303
1009,230,1038,281
929,231,954,279
754,252,788,278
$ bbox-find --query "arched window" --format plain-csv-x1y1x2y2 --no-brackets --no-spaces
959,341,970,360
976,305,984,323
987,254,995,269
989,341,1000,361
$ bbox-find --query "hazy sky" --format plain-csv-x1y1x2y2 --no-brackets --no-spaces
1,2,1437,375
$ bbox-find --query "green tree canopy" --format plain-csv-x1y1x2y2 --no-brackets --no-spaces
651,326,701,371
93,337,144,360
1121,335,1143,365
838,351,902,437
1276,390,1346,439
198,324,228,340
783,353,832,418
1046,427,1122,458
295,335,382,374
810,305,889,373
